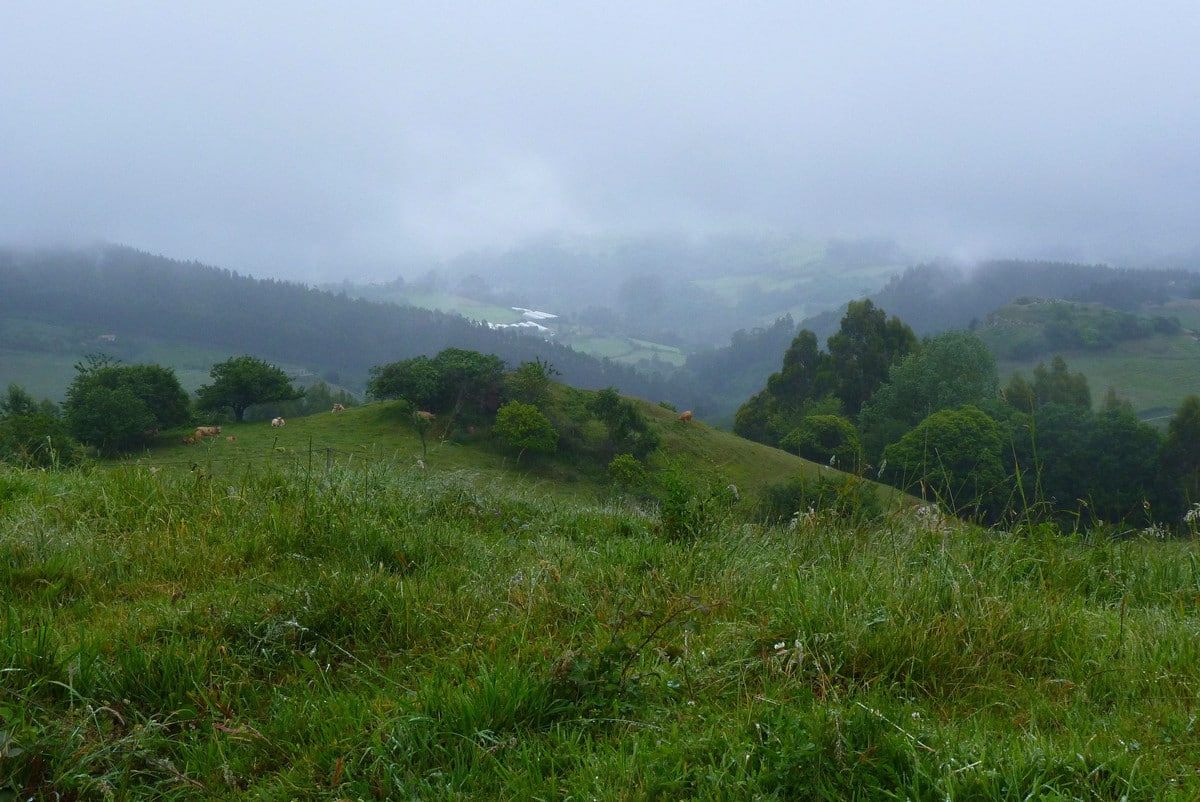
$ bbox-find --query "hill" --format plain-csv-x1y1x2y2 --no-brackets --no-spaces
4,406,1198,797
0,244,689,407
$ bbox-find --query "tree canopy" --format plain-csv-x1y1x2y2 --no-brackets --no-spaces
63,357,191,455
196,355,303,422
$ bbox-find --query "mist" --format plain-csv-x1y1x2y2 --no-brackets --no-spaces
2,2,1198,281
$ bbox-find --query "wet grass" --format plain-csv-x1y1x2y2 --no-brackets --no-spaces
3,458,1200,799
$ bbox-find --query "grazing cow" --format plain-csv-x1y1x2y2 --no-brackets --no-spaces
271,417,285,427
332,403,346,413
416,410,436,421
679,410,694,422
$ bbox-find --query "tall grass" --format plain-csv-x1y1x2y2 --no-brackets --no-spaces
3,461,1200,799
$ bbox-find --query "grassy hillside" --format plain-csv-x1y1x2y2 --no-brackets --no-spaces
977,298,1200,419
140,396,889,513
5,418,1200,797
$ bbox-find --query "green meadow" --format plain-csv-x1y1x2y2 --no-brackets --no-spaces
5,403,1200,799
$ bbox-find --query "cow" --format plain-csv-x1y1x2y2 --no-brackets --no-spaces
226,435,237,442
271,417,285,427
416,410,436,421
332,403,346,413
679,410,694,422
183,436,196,445
195,426,221,439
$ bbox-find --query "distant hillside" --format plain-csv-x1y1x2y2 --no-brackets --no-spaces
0,245,690,405
330,234,909,349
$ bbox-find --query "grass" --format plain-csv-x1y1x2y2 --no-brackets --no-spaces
4,450,1200,799
0,399,1193,798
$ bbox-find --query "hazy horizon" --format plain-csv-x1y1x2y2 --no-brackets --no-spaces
3,3,1198,282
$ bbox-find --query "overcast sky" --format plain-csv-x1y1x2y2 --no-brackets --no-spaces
2,2,1198,281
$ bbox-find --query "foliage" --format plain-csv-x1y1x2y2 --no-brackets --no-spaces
882,405,1008,520
779,414,861,469
734,302,915,450
196,355,303,422
1003,354,1091,412
588,387,661,461
0,384,79,468
503,358,557,408
493,401,558,463
607,453,649,493
366,354,439,407
63,357,191,455
369,348,505,428
826,299,919,416
858,331,998,459
1159,395,1200,506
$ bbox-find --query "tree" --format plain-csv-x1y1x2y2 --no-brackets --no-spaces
1004,355,1091,412
493,401,558,463
429,348,506,419
0,383,79,468
882,405,1008,520
732,328,837,447
1160,395,1200,508
858,331,998,459
504,358,557,408
826,299,919,417
366,355,440,408
63,359,191,455
780,415,861,470
589,387,661,461
196,355,303,422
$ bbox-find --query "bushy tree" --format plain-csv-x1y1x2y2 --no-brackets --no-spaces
882,405,1008,520
197,355,303,422
1160,395,1200,508
0,383,79,468
589,387,660,461
827,299,919,417
64,357,191,456
780,415,861,470
504,358,556,408
368,348,505,424
859,331,998,459
493,400,558,463
367,355,439,408
1004,355,1091,412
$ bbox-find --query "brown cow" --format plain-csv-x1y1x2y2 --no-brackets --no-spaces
416,410,436,421
195,426,221,439
679,410,694,422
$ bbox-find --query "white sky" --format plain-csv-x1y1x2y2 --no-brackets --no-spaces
2,2,1198,280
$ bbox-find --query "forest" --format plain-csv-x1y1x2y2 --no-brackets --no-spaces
0,245,687,406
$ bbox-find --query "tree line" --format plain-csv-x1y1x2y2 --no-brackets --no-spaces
0,244,687,405
735,300,1200,532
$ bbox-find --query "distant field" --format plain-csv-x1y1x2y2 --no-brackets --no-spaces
996,334,1200,421
564,335,688,368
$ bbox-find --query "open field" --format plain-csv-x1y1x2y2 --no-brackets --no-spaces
5,438,1200,797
